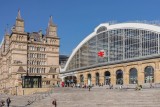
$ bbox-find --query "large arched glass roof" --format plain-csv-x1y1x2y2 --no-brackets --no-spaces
62,23,160,72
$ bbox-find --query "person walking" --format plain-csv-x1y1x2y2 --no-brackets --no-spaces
52,99,57,107
88,85,91,91
6,97,11,107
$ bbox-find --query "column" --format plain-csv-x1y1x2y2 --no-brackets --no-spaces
91,71,96,86
84,73,88,85
76,74,80,84
123,66,129,85
154,61,160,83
99,70,104,85
137,63,144,84
110,68,116,85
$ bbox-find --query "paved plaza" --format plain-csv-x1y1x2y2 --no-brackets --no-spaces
1,86,160,107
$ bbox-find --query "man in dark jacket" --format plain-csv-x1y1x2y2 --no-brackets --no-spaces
52,99,57,107
6,97,11,107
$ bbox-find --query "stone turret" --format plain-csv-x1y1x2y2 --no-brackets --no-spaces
12,9,25,33
46,16,57,37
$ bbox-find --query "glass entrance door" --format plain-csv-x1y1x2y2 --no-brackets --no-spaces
105,76,110,85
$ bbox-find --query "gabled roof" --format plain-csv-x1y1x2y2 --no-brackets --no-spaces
49,67,56,73
29,32,43,42
17,66,26,73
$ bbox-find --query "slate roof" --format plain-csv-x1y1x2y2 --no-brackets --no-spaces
29,32,42,42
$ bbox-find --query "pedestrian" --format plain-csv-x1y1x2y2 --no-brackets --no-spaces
88,85,91,91
111,84,113,89
52,99,57,107
150,83,154,88
6,97,11,107
0,100,5,107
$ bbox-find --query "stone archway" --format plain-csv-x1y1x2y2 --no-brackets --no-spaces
87,74,92,86
116,70,123,85
104,71,111,85
64,76,77,87
144,66,154,83
129,68,138,84
95,72,100,85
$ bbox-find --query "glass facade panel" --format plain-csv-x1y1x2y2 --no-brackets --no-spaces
95,73,100,85
129,68,138,84
144,66,154,83
88,74,92,85
116,70,123,85
104,71,111,85
66,28,160,71
22,76,42,88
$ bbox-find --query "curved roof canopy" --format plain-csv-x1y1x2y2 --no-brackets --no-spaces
62,22,160,72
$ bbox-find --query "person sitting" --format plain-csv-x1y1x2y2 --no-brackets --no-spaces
150,83,154,88
135,84,142,91
109,84,113,89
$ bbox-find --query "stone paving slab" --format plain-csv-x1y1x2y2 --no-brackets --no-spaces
28,87,160,107
1,87,160,107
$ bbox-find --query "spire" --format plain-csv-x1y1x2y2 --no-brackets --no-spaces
48,16,54,26
17,9,22,20
46,16,57,37
14,9,24,32
5,24,9,35
5,29,9,35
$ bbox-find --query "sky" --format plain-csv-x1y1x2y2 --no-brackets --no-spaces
0,0,160,55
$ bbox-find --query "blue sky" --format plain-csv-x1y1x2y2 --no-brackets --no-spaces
0,0,160,55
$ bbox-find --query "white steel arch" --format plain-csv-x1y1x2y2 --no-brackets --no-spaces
62,22,160,72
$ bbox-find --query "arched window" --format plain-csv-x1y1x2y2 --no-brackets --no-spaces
87,74,92,86
80,75,84,85
129,68,138,84
144,66,154,83
95,72,100,85
116,70,123,85
104,71,111,85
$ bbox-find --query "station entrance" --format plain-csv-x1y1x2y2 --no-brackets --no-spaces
64,76,77,87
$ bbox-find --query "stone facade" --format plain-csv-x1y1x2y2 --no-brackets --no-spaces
64,58,160,86
60,22,160,87
0,10,60,95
